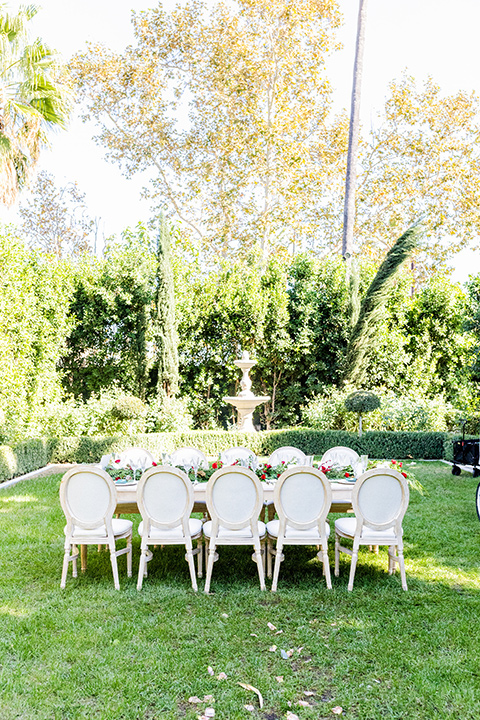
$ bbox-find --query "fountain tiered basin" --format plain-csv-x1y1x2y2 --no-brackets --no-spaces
223,351,270,432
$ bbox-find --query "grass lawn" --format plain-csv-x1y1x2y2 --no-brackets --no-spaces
1,461,479,720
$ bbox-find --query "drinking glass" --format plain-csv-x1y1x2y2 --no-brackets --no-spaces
191,457,200,484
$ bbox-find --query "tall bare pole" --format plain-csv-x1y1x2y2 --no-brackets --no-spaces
342,0,368,261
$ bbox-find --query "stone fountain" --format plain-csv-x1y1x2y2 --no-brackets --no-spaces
224,350,270,432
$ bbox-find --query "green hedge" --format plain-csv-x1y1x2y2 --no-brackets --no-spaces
0,429,456,485
0,439,49,484
48,429,449,464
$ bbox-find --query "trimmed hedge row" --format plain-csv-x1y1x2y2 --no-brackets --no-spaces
0,439,50,484
0,429,465,485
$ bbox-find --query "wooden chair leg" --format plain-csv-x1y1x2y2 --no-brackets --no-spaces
254,541,266,591
137,548,147,590
109,545,120,590
347,539,359,591
204,542,216,594
197,536,203,578
185,543,198,592
80,544,88,572
334,534,340,577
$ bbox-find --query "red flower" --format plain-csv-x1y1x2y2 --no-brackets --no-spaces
398,462,402,467
212,462,218,469
281,461,285,465
265,464,271,470
391,460,396,465
401,472,407,478
345,472,350,478
261,473,266,480
115,476,120,480
321,465,327,473
152,461,157,466
115,459,120,464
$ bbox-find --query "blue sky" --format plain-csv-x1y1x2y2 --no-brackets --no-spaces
2,0,478,280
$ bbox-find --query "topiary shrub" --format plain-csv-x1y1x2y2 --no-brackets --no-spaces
111,395,147,421
345,390,381,437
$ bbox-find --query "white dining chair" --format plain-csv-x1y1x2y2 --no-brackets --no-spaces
203,467,266,593
334,468,409,590
136,466,203,591
60,466,133,590
266,466,332,591
118,447,156,475
220,446,258,468
169,447,209,471
267,446,307,467
320,446,359,470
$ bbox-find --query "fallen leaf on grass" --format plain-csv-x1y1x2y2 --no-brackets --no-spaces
203,695,215,702
237,682,264,709
286,713,299,720
244,705,255,712
188,696,202,704
332,707,343,715
269,645,277,652
207,666,214,676
250,633,258,637
280,649,294,659
275,629,283,635
217,672,228,680
275,676,284,683
205,709,215,718
297,701,311,707
303,691,315,696
267,622,277,631
221,613,229,618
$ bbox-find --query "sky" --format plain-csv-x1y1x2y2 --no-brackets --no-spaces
2,0,479,281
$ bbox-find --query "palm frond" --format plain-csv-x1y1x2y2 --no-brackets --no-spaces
343,221,424,386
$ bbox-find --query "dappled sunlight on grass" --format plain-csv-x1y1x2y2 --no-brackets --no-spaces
0,494,38,512
0,603,31,618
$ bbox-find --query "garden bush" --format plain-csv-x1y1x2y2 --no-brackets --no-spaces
0,439,50,483
303,387,459,432
47,429,448,466
0,428,455,484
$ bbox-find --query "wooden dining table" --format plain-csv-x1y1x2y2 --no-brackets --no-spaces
114,479,355,515
80,480,355,572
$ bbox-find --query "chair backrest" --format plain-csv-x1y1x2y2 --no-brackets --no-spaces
274,467,332,531
60,466,116,532
137,466,194,531
320,446,359,469
220,446,257,467
267,446,306,467
119,447,155,470
352,468,409,533
206,467,264,530
169,447,209,470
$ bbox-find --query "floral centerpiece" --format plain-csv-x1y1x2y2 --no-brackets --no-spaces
103,456,158,484
316,462,356,481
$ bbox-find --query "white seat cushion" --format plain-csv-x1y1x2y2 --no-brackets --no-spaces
66,518,133,539
335,516,402,543
266,519,330,541
203,520,266,539
138,518,203,540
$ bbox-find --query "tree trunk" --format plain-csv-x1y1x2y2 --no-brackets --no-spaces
342,0,368,261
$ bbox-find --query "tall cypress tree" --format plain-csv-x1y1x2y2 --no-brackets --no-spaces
154,214,179,396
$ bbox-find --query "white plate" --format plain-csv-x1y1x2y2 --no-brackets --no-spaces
114,480,137,487
330,478,356,485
